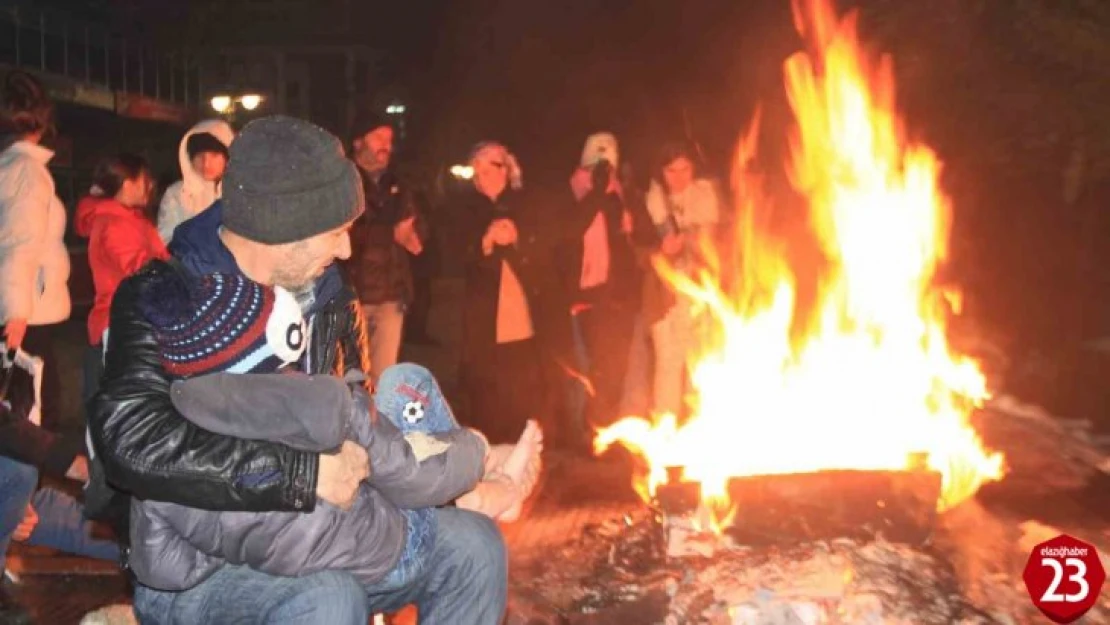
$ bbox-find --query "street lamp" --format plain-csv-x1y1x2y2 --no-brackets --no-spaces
450,164,474,180
210,93,265,114
210,95,232,113
239,94,263,111
386,103,406,115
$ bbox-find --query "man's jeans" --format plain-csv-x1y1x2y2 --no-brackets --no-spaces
0,455,119,563
133,507,508,625
363,301,405,385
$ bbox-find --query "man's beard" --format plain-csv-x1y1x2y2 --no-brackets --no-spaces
271,264,316,296
272,270,316,312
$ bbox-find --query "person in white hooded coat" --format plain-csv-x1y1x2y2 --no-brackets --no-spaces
156,119,235,244
643,141,720,417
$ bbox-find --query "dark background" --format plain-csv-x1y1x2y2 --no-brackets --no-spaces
14,0,1110,406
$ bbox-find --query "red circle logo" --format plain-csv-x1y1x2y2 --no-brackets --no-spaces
1022,533,1106,623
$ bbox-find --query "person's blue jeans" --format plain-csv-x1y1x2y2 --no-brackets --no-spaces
132,508,507,625
369,363,460,592
375,363,459,436
364,507,507,624
0,455,37,561
0,455,119,563
133,566,369,625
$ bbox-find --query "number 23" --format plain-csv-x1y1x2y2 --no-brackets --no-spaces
1041,558,1089,603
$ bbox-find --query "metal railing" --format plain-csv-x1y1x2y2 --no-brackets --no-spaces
0,3,200,108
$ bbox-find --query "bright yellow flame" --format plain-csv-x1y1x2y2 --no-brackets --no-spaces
595,0,1004,521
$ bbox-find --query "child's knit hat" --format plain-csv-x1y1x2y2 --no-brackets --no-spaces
140,271,308,378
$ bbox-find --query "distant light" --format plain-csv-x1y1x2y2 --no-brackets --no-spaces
450,164,474,180
210,95,232,113
239,94,263,111
386,104,406,115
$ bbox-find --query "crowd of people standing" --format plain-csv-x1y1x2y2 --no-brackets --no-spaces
0,68,725,624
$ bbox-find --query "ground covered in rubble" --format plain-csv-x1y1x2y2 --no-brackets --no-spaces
509,401,1110,625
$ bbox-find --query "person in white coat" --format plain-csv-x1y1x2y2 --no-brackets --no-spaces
0,72,70,352
643,141,721,417
156,119,235,245
0,71,115,625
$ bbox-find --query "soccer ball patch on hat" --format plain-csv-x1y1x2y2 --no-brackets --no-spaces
402,401,425,425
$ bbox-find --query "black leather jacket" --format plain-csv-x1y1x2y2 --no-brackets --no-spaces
85,260,365,538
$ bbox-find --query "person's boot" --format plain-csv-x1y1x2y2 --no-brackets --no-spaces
0,583,32,625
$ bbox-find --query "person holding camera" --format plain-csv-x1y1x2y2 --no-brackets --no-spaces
564,132,644,439
345,113,426,383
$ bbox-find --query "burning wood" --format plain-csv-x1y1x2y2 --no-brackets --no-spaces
593,0,1005,523
509,408,1109,625
722,467,941,546
656,463,941,558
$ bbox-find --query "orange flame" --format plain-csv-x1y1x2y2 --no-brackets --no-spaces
595,0,1004,522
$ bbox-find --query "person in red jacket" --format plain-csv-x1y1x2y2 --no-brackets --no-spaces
76,153,167,402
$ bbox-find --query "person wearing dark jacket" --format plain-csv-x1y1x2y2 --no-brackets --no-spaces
0,362,119,625
453,142,571,445
127,269,492,593
86,116,508,624
563,133,644,435
344,113,426,383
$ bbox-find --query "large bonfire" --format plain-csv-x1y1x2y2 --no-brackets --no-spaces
594,0,1005,521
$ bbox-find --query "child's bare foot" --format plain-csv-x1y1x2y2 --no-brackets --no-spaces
503,420,543,484
456,473,519,519
498,421,544,522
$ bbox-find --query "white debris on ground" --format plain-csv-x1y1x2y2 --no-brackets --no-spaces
662,516,1109,624
987,395,1108,473
509,497,1110,624
508,405,1110,624
662,535,996,624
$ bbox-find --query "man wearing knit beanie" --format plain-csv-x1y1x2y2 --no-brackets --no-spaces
88,115,509,624
346,110,430,383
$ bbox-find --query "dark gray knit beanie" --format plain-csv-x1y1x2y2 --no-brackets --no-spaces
222,116,364,245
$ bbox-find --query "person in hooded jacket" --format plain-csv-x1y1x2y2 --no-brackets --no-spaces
75,153,168,404
156,119,234,245
642,141,721,417
562,133,646,437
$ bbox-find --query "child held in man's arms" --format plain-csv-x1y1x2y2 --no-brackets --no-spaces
127,270,542,592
